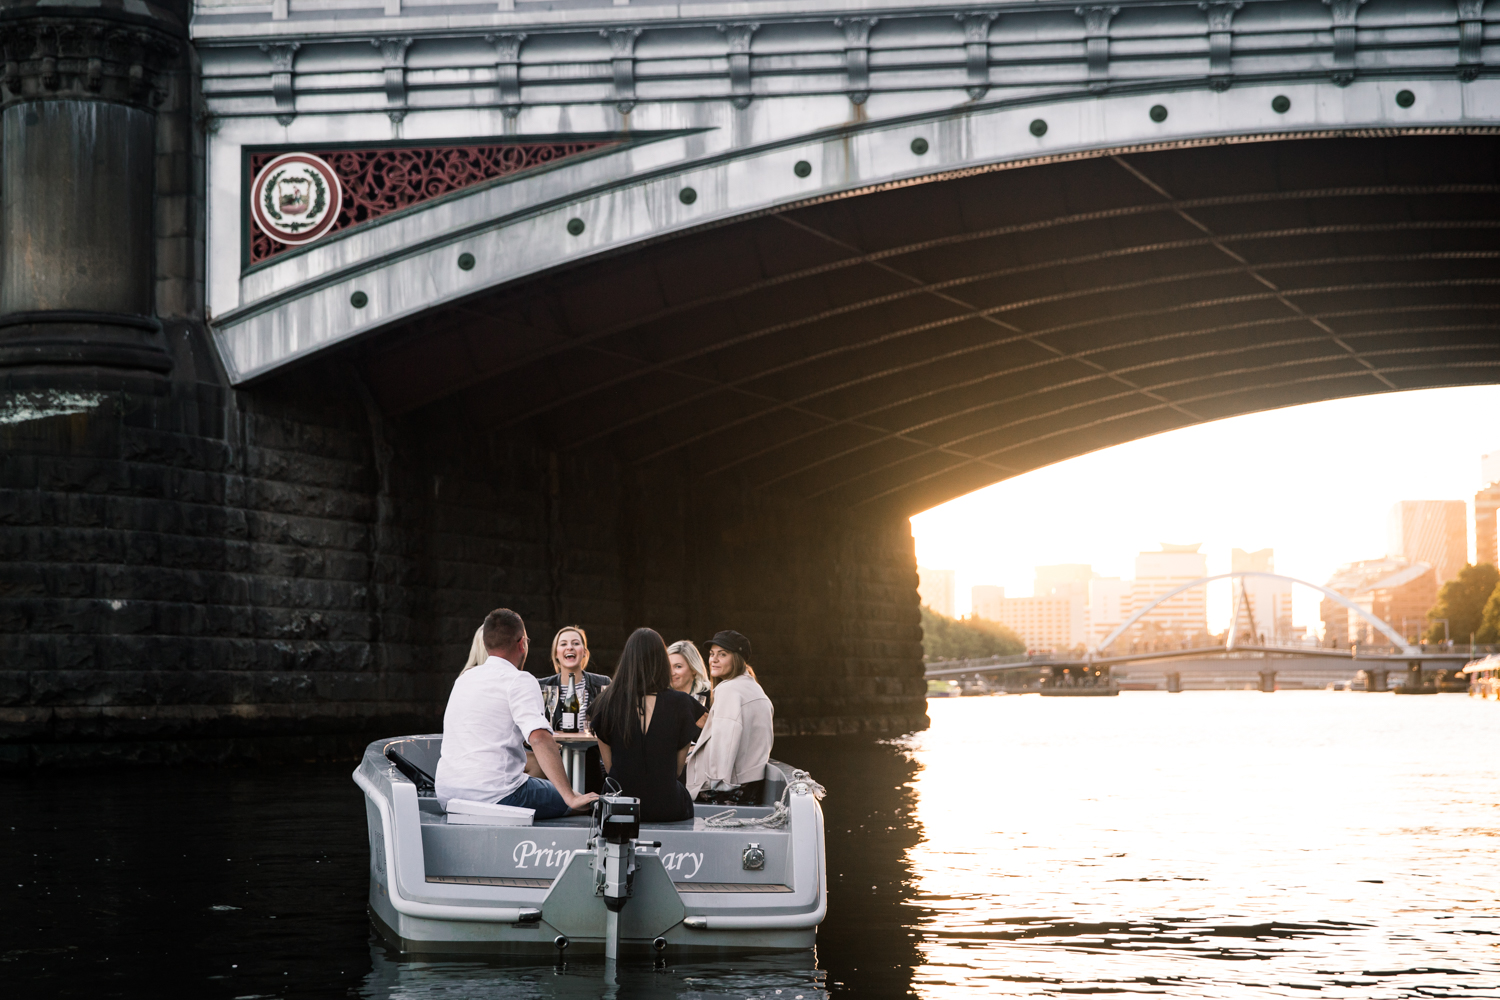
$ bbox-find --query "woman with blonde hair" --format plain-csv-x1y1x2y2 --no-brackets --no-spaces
666,639,711,708
538,625,610,730
685,630,773,804
538,625,610,791
460,626,487,673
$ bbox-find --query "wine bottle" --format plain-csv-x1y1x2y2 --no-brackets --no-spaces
562,685,579,732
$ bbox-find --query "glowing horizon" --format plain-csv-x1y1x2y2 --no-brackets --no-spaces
910,385,1500,635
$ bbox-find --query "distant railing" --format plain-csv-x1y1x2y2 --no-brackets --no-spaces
923,653,1054,679
922,641,1500,678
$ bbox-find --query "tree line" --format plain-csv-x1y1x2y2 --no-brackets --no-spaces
1426,562,1500,644
919,605,1026,661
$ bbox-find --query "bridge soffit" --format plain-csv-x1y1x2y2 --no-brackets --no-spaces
192,0,1500,383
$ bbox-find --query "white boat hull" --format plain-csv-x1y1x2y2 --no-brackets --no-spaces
355,736,826,954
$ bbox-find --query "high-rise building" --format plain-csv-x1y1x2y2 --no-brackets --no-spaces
1035,564,1093,596
1482,449,1500,488
1088,576,1132,647
1388,500,1467,585
1130,543,1208,639
1321,557,1436,645
917,567,956,617
1229,547,1293,641
979,595,1076,652
972,567,1091,650
970,585,1005,621
1034,564,1092,645
1476,481,1500,568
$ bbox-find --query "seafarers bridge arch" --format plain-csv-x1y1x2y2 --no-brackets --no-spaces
183,0,1500,742
1095,571,1411,652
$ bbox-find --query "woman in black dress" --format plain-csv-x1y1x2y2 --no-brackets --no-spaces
590,627,707,823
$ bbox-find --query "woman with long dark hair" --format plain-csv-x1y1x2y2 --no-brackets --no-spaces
590,627,707,822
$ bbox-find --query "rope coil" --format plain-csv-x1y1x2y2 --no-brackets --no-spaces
703,770,826,829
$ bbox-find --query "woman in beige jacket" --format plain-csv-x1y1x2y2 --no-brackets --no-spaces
685,630,774,802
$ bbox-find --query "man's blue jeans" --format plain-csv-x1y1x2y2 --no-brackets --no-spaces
499,776,569,820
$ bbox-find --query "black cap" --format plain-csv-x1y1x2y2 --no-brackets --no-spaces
705,629,751,659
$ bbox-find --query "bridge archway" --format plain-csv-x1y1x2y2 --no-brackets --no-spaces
325,131,1500,517
9,0,1500,758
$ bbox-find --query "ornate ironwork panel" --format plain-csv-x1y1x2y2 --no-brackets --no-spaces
248,142,612,266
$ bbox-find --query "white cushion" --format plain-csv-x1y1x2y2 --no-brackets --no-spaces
445,798,534,826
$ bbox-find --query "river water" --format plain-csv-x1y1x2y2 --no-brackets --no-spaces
6,692,1500,999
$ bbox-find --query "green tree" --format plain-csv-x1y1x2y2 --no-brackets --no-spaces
1477,584,1500,644
920,605,1026,660
1427,562,1500,643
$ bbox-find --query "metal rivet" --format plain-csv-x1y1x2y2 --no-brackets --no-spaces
679,187,697,205
1029,119,1047,137
793,160,812,178
910,137,929,155
1149,104,1168,123
457,252,475,271
350,291,368,308
1271,95,1290,114
1396,89,1415,108
566,218,585,236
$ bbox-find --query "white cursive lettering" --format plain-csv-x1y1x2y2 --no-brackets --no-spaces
660,851,704,879
513,840,586,870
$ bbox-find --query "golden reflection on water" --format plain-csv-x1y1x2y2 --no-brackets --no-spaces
904,692,1500,998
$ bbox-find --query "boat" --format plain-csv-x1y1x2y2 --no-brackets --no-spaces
354,735,827,957
1040,683,1120,697
1464,654,1500,699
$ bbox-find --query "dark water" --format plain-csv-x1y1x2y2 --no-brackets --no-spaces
6,693,1499,998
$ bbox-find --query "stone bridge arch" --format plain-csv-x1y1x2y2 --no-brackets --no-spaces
3,0,1499,760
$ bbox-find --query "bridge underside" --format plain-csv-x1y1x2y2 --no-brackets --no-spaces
8,129,1500,763
350,132,1500,517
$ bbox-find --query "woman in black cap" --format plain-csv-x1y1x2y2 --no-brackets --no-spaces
685,630,774,804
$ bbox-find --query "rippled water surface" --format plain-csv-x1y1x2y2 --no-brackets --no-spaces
6,692,1499,998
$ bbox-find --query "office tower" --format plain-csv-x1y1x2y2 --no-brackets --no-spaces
1482,449,1500,488
1321,557,1436,645
970,585,1006,621
1477,478,1500,568
978,595,1076,652
1130,543,1209,639
1388,500,1467,585
1088,577,1132,647
1034,564,1093,645
917,567,956,617
1229,547,1293,641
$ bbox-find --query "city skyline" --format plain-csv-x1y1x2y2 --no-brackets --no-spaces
911,386,1500,634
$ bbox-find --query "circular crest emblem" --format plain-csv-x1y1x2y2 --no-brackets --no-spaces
250,152,342,246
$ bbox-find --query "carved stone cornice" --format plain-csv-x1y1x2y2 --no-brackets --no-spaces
0,15,178,110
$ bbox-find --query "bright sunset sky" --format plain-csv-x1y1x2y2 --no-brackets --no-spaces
910,385,1500,634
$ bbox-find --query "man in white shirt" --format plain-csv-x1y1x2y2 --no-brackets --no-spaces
435,608,598,819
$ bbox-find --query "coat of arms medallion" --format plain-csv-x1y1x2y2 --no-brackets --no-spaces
250,152,342,246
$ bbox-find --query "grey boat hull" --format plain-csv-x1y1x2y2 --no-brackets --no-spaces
356,736,826,954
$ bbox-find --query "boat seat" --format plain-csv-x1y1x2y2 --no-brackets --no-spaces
385,743,436,795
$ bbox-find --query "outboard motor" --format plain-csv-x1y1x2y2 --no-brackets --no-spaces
593,791,640,960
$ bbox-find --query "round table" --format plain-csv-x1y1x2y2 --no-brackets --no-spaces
553,732,597,794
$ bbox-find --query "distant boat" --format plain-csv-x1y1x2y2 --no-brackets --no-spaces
1040,682,1119,697
1464,654,1500,699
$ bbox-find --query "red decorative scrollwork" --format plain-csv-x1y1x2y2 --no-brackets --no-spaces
248,142,612,266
